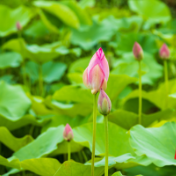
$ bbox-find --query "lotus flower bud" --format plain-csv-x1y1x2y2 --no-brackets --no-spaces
83,48,109,94
133,42,143,61
63,124,74,142
159,44,170,59
16,21,22,31
98,89,111,116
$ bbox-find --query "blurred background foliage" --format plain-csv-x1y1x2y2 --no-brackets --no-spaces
0,0,176,175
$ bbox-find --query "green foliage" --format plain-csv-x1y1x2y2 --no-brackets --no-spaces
0,0,176,175
130,122,176,167
0,5,34,37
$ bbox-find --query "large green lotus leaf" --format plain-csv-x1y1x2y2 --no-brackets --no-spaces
24,20,50,38
124,164,176,176
0,94,52,130
128,0,171,28
0,156,20,170
0,81,31,120
142,109,175,126
106,74,137,102
123,79,176,110
115,155,152,170
42,114,90,132
0,75,14,84
0,127,33,151
50,100,92,117
73,122,134,156
60,1,92,25
3,39,80,63
108,110,138,130
69,57,90,73
130,122,176,167
53,85,92,104
108,109,175,130
0,0,23,8
42,61,67,83
54,160,104,176
0,52,22,69
37,9,59,33
0,114,51,131
25,61,67,84
21,158,61,176
0,5,34,37
11,126,64,161
33,1,80,29
115,33,158,55
71,16,119,50
112,171,123,176
67,73,83,84
112,52,163,85
79,0,95,8
94,153,135,167
51,140,83,156
2,168,20,176
71,15,144,50
30,96,54,116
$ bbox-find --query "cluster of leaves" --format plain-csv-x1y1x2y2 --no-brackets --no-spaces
0,0,176,175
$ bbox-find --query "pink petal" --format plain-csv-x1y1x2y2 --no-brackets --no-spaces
159,43,170,59
89,65,104,94
88,47,109,82
98,89,111,115
133,42,143,60
63,124,73,141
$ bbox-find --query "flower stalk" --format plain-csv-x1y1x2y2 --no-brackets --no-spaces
164,60,168,108
133,42,143,124
104,115,109,176
159,43,170,109
16,22,27,87
91,93,97,176
138,61,142,124
63,123,74,161
97,89,111,176
68,141,71,160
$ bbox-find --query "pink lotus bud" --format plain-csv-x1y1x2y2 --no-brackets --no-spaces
83,48,109,94
16,21,22,31
133,42,143,61
63,124,74,142
159,44,170,59
98,89,111,116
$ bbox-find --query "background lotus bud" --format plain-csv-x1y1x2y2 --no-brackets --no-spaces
83,47,109,94
98,89,111,116
16,21,22,31
159,44,170,59
133,42,143,61
63,124,74,142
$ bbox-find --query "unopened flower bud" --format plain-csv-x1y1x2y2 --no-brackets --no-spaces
83,47,109,94
63,124,74,142
98,89,111,116
159,44,170,60
16,21,22,31
133,42,143,61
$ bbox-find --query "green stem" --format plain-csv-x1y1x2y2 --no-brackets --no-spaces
91,94,97,176
29,125,35,136
104,115,109,176
18,31,27,87
138,61,142,124
68,142,71,160
82,150,88,162
164,60,168,109
39,65,44,96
